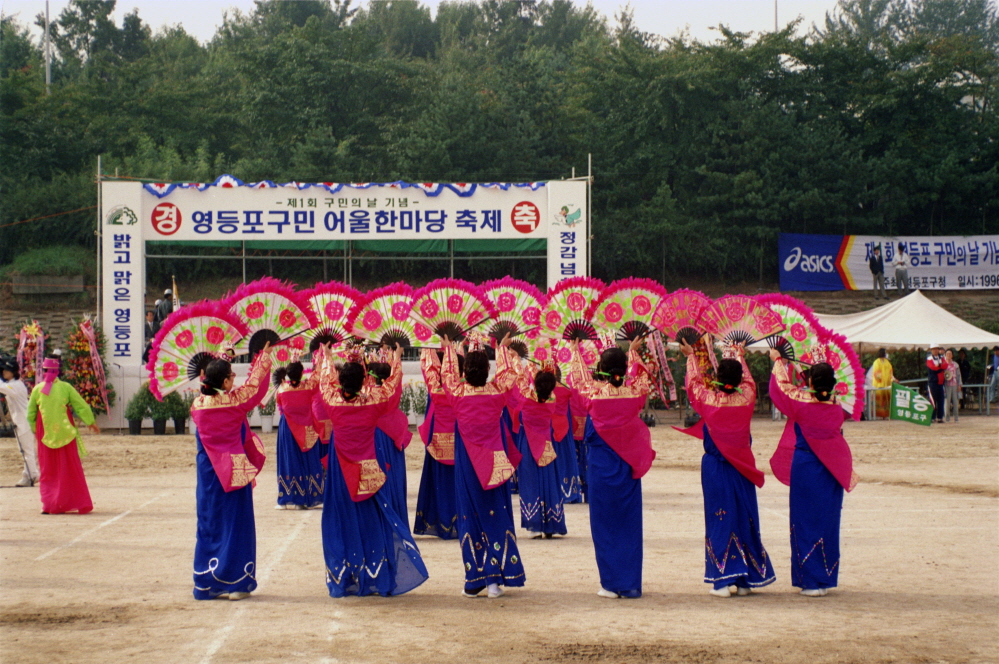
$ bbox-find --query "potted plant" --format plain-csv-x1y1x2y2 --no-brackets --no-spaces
399,383,413,425
411,382,429,426
148,390,173,435
124,385,151,435
164,391,187,434
180,390,197,435
258,394,276,433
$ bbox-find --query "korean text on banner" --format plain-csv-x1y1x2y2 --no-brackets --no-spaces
889,383,933,427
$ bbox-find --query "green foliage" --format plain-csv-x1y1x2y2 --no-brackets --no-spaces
0,245,95,278
258,394,277,416
410,381,429,416
124,382,153,420
2,0,997,282
398,382,413,416
163,391,187,420
148,389,174,421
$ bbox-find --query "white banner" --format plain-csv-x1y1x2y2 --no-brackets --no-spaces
101,178,588,370
842,235,999,291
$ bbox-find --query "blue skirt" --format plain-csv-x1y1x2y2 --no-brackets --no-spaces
193,434,257,599
515,428,567,536
414,450,458,539
790,425,844,590
375,428,408,526
574,437,589,503
701,429,775,589
455,428,525,591
321,435,429,598
501,408,519,495
275,416,325,508
585,418,642,597
553,430,581,504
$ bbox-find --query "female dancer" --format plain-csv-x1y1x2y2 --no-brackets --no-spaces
769,349,857,597
551,373,581,504
316,343,428,598
413,349,459,539
568,338,654,599
511,360,566,538
189,344,272,600
273,359,325,510
368,360,413,523
568,386,589,502
27,354,99,514
679,341,774,597
440,334,525,599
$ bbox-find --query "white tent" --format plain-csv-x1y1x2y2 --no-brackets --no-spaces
814,290,999,350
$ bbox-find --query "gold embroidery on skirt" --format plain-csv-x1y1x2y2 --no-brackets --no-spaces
537,440,557,467
355,458,387,496
487,450,515,486
427,432,455,462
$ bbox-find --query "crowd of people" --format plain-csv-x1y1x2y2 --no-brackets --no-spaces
6,331,998,605
184,332,856,603
867,345,999,423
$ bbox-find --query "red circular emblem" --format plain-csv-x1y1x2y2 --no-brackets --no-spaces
151,202,182,235
511,201,540,234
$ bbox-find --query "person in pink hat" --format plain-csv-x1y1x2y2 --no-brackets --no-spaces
26,353,100,514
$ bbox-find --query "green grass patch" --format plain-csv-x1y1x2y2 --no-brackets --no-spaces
0,246,96,279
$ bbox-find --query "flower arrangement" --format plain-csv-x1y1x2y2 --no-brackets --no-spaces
14,320,48,390
63,319,115,415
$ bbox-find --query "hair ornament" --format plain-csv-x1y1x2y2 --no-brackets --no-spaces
710,380,744,395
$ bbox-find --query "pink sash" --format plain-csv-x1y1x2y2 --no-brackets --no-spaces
518,397,556,466
453,392,520,490
277,388,319,452
552,386,571,442
588,395,656,479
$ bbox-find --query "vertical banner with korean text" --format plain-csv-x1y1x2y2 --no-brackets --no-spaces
100,181,146,370
546,181,588,289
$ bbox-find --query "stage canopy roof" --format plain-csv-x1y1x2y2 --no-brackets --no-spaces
815,290,999,350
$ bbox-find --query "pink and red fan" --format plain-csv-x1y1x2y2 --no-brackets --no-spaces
346,282,418,348
303,281,364,353
409,278,497,347
697,294,785,348
542,276,606,341
146,301,249,400
480,277,546,359
650,289,712,344
588,277,668,342
223,277,319,365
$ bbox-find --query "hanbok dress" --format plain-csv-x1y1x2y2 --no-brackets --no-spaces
27,379,95,514
552,385,581,503
678,350,775,591
375,376,413,525
568,345,655,598
189,350,272,599
871,357,893,420
511,365,566,536
275,363,325,509
441,345,526,593
769,359,858,592
568,387,589,503
414,349,459,539
317,351,428,598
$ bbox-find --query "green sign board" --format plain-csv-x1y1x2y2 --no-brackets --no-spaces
889,383,933,426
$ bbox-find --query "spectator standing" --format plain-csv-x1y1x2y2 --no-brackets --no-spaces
869,245,886,301
892,246,909,296
926,345,946,424
956,350,971,409
988,346,999,406
943,350,962,423
155,289,174,324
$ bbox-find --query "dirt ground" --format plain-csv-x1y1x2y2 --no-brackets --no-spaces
1,413,997,664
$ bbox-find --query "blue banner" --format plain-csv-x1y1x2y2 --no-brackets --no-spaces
778,233,846,291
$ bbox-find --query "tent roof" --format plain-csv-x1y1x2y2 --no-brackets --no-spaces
813,290,999,350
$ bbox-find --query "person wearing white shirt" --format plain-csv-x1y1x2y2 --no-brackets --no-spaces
893,246,910,296
0,356,40,487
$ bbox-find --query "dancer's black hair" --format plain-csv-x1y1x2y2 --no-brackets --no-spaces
272,361,304,388
597,347,627,388
368,362,391,386
338,362,365,399
715,359,743,394
810,362,836,402
202,359,231,395
464,351,490,387
534,371,556,403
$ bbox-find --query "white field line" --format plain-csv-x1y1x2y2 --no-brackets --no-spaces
34,491,169,561
199,510,312,664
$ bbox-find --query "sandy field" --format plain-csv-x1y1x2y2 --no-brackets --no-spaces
1,414,997,664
